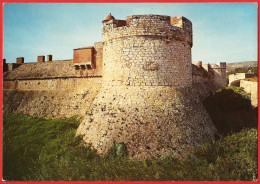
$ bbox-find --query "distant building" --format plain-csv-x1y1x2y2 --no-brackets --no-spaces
229,73,255,86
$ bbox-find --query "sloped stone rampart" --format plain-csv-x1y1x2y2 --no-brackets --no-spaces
3,78,102,119
4,60,74,80
77,86,216,158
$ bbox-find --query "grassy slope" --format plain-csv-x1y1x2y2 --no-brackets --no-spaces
3,113,258,181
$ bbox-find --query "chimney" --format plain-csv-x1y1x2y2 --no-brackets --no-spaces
16,57,24,64
37,56,45,63
47,55,52,61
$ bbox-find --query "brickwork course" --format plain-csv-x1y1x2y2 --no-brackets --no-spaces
3,14,229,158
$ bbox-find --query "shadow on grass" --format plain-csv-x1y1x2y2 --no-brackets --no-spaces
203,86,258,135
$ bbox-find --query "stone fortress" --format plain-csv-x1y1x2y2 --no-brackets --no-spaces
3,14,227,158
228,72,257,107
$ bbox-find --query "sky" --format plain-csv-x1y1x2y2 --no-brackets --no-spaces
3,3,258,64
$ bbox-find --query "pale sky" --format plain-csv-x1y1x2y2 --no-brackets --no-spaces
3,3,258,64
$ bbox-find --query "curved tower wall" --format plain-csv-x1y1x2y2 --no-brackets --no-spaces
77,15,216,158
102,15,192,88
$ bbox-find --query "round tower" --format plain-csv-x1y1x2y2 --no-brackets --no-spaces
77,14,216,158
102,14,193,88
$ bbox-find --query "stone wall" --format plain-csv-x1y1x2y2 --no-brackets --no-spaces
192,62,227,99
103,36,192,87
210,63,227,88
3,77,102,119
77,86,216,158
3,77,101,91
240,80,258,107
4,60,75,80
3,63,22,73
76,14,216,158
3,59,103,119
229,73,255,86
102,15,192,88
3,55,104,119
103,15,192,47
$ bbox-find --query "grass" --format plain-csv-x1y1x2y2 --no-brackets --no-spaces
243,77,258,82
3,113,258,181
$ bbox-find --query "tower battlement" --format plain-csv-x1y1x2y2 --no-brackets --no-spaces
102,14,192,46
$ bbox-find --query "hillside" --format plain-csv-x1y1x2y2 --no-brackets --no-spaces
226,61,258,72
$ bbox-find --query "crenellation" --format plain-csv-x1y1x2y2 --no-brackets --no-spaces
37,55,45,63
102,15,192,47
192,61,227,89
47,55,53,61
16,57,24,64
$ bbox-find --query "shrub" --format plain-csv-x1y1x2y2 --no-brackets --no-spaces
203,86,258,135
226,67,258,77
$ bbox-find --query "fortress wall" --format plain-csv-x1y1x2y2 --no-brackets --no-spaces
3,77,102,119
211,68,227,88
76,14,217,158
4,60,74,80
192,63,227,100
229,73,255,86
4,77,101,91
93,42,103,75
102,15,192,88
3,59,103,119
240,80,258,107
77,86,216,158
103,15,192,46
103,36,192,87
229,74,235,85
192,82,217,100
192,75,204,84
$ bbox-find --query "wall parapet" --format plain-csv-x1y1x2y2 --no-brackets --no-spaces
102,14,192,46
3,75,102,81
